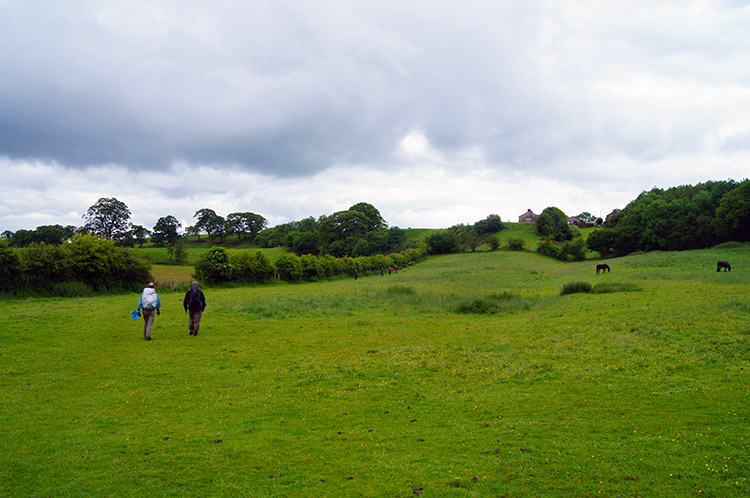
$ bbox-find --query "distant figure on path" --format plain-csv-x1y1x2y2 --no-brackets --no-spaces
388,267,392,275
381,267,384,277
717,261,731,272
137,282,161,341
183,281,207,336
354,269,358,280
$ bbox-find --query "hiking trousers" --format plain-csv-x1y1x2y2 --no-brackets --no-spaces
142,309,156,340
188,309,203,336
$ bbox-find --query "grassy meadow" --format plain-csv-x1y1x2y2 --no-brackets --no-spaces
1,244,749,497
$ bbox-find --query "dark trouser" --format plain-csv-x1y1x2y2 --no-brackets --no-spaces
188,309,203,335
142,309,156,340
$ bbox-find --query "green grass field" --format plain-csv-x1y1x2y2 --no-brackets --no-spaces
1,244,749,497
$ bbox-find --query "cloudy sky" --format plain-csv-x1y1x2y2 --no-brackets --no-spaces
2,0,749,232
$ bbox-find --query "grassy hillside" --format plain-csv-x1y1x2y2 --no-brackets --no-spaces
1,244,748,497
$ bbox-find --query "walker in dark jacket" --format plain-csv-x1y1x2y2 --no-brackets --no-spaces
183,281,207,336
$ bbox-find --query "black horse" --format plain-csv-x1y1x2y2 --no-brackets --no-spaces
717,261,731,272
596,263,610,274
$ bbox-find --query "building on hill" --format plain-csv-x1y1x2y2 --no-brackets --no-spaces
518,209,538,223
568,216,585,227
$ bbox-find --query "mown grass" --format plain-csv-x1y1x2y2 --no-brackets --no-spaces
1,244,749,497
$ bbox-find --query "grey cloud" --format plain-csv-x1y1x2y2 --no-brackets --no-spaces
1,0,749,184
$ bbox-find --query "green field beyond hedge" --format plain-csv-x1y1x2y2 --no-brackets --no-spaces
1,245,749,497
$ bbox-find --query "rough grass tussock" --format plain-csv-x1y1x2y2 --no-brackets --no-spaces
560,281,593,295
455,291,533,315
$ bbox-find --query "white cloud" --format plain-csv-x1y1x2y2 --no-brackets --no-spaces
1,1,750,231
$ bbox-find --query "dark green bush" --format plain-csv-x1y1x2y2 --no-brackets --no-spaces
560,281,593,295
556,238,586,262
299,254,323,280
19,242,73,290
0,240,22,293
425,230,459,255
275,253,302,281
506,238,526,251
68,235,151,291
230,251,275,283
193,246,233,284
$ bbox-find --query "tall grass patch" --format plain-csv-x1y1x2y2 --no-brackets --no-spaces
560,281,593,295
455,291,534,314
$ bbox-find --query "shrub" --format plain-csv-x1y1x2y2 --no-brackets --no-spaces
536,237,559,258
68,235,151,291
485,235,500,251
506,238,526,251
560,281,593,295
556,238,586,262
299,254,322,280
0,240,22,293
231,251,274,283
425,230,459,255
275,253,302,281
193,246,233,284
19,242,73,290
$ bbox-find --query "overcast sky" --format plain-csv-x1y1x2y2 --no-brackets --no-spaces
2,0,749,232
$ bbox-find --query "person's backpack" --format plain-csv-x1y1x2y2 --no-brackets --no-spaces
141,290,157,310
188,289,202,309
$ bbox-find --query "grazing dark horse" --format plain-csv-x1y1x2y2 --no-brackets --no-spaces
596,263,610,274
717,261,731,272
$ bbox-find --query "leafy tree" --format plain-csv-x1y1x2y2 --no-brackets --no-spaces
1,230,13,240
473,214,505,235
82,197,131,240
9,229,36,247
386,227,407,253
425,230,459,255
205,215,226,242
193,208,217,236
348,202,386,232
576,212,597,224
714,180,750,242
33,225,67,245
319,210,371,256
289,231,320,255
193,246,232,283
185,225,201,240
130,225,151,248
352,239,371,257
585,229,616,258
151,216,181,247
536,207,572,241
225,212,268,241
166,238,188,264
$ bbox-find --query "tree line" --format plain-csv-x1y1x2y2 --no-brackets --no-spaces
586,179,750,257
1,198,269,251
